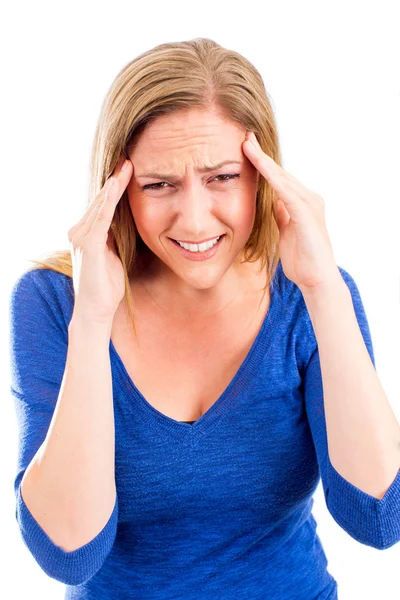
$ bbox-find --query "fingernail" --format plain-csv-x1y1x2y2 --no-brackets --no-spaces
121,159,130,171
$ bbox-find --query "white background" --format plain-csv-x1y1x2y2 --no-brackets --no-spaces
2,1,399,598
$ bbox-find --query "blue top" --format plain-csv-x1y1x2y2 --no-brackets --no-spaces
9,261,400,599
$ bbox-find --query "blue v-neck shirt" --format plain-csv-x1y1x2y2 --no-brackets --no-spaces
9,260,400,599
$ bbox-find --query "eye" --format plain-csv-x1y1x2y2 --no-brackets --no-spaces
141,181,171,191
214,173,240,183
141,173,240,191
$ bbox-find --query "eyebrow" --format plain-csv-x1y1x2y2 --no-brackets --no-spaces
136,160,243,182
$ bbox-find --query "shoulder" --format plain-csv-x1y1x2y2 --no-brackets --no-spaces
9,267,74,331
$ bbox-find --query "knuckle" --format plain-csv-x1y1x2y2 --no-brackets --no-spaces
68,228,78,243
69,233,81,248
97,205,107,220
104,177,115,195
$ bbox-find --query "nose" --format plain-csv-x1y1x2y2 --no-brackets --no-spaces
175,178,219,241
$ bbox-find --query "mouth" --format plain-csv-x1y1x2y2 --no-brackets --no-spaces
168,234,226,261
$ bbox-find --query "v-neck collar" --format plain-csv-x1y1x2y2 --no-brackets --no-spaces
109,261,284,444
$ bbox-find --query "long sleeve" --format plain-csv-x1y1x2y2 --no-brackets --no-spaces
8,269,119,585
301,267,400,550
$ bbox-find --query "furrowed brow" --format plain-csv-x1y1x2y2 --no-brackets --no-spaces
137,160,242,182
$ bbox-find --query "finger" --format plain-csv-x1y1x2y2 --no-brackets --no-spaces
68,157,132,243
106,228,118,254
83,157,131,227
272,167,317,204
71,178,117,248
272,176,313,205
85,177,117,230
84,158,132,233
68,174,115,242
243,137,315,205
243,132,309,187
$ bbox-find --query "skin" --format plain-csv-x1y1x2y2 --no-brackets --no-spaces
125,105,262,321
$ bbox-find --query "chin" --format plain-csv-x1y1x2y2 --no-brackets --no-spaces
173,258,238,290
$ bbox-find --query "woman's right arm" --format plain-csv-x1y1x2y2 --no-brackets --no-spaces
11,155,133,585
20,313,116,553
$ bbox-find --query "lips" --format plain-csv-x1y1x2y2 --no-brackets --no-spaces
170,235,224,246
169,234,225,261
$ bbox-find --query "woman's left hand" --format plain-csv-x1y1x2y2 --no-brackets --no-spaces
242,131,341,295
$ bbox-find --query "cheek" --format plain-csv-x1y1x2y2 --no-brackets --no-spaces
226,192,257,230
127,193,158,229
128,202,170,248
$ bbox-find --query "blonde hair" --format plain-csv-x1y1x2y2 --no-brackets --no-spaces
27,37,282,339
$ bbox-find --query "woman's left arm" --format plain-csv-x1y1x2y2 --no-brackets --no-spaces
302,272,400,501
242,129,400,503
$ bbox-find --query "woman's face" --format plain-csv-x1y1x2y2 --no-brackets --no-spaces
126,106,259,295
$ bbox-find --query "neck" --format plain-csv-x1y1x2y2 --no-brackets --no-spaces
129,250,267,322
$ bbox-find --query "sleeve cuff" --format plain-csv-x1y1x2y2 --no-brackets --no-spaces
16,484,119,585
325,456,400,549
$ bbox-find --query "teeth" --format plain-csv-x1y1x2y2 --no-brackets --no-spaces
176,236,220,252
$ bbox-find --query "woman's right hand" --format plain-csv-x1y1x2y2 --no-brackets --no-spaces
68,156,133,325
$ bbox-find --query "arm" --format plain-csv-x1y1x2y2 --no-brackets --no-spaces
10,270,118,585
21,315,117,550
302,266,400,549
302,269,400,500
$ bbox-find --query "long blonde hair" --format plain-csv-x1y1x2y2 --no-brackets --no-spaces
27,37,282,339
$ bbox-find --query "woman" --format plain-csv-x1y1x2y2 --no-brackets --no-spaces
9,37,400,599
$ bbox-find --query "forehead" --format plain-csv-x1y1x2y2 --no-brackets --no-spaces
142,106,244,138
130,108,246,174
